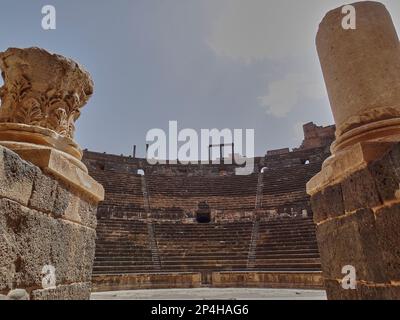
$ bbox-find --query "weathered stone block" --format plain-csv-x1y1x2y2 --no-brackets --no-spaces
311,183,344,223
0,46,102,300
0,198,96,291
368,150,400,202
55,188,98,229
92,274,201,292
316,209,387,283
325,279,400,300
387,142,400,172
0,200,21,291
375,203,400,280
0,148,38,206
211,271,324,289
7,289,30,300
53,183,72,216
29,171,58,213
77,198,98,230
341,169,382,213
31,282,91,300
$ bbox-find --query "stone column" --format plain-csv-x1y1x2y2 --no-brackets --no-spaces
307,1,400,299
0,47,104,300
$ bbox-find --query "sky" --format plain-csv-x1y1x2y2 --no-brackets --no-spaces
0,0,399,158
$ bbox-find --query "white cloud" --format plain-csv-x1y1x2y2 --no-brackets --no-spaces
206,0,400,64
206,0,320,63
258,73,325,118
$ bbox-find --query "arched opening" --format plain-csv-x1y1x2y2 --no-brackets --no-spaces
261,167,268,173
196,212,211,223
137,169,145,176
196,201,211,223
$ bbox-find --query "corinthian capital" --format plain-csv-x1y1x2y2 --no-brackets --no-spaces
0,47,93,140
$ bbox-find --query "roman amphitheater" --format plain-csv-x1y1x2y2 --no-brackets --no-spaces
1,1,400,300
85,121,333,293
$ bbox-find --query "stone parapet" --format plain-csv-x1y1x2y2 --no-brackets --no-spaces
92,273,202,292
211,271,324,290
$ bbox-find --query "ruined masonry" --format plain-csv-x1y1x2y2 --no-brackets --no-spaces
83,124,332,291
1,0,400,301
308,1,400,299
0,48,104,300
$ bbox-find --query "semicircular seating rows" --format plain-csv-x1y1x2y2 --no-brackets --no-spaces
83,147,329,290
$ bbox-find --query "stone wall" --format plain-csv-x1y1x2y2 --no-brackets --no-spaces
82,123,333,177
296,122,335,151
212,271,324,290
0,146,97,300
310,142,400,299
83,150,254,177
92,273,202,292
92,271,323,292
307,1,400,300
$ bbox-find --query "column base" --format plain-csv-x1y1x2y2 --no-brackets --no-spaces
0,141,104,202
308,140,400,300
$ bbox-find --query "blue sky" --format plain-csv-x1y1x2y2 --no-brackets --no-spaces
1,0,400,158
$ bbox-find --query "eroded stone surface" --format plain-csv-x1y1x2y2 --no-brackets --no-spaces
0,47,93,139
316,208,387,283
311,1,400,300
0,47,101,300
311,143,400,299
0,147,38,206
7,289,29,300
316,1,400,137
0,146,98,299
0,198,96,290
31,282,91,300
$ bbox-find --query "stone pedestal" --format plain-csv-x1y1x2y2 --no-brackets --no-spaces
308,2,400,300
0,47,104,300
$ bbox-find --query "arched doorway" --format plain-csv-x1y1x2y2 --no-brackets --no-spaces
196,201,211,223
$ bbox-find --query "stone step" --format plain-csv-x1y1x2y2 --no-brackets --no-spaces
95,256,320,266
94,252,319,261
92,263,321,273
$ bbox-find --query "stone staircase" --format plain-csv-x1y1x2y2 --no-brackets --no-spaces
141,175,151,214
246,219,260,269
147,222,161,270
255,172,264,210
93,216,320,275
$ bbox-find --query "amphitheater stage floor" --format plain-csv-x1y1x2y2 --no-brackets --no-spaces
91,288,327,300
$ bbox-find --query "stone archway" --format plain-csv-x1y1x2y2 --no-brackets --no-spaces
196,201,211,223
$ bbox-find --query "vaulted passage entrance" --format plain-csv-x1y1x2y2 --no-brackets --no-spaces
196,201,211,223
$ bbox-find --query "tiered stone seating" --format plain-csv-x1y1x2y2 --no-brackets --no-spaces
92,216,319,276
154,221,253,272
87,156,324,217
254,217,320,271
89,170,146,218
93,219,154,274
260,163,322,211
146,174,259,212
